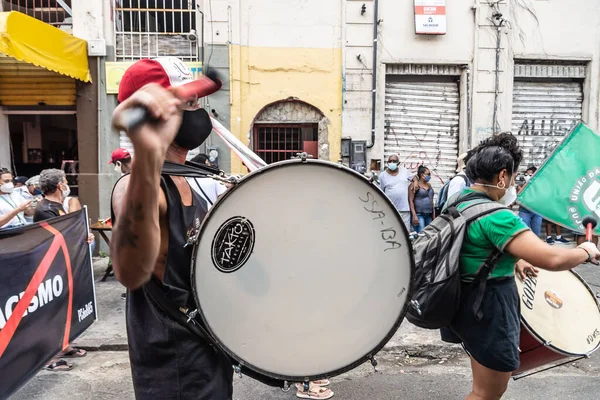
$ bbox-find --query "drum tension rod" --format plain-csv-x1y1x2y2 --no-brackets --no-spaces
281,381,291,392
293,152,312,163
369,355,378,371
234,365,243,378
186,309,198,323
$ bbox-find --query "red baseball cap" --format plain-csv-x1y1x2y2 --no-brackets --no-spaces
118,57,195,103
109,148,131,164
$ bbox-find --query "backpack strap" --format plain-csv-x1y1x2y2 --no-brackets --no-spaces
460,200,506,223
451,196,507,320
470,250,503,320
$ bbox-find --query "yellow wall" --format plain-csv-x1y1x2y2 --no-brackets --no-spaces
229,44,342,174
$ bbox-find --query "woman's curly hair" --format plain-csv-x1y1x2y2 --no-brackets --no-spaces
465,132,523,183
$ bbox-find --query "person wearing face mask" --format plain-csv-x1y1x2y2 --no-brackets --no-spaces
109,57,233,400
408,165,435,233
109,148,133,175
0,168,34,230
379,154,416,231
26,175,43,197
516,165,543,237
33,169,93,371
439,133,600,400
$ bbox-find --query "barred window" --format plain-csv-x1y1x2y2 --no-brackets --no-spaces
4,0,72,29
115,0,200,61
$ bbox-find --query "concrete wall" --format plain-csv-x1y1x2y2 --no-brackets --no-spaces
202,44,232,172
344,0,600,163
225,0,343,174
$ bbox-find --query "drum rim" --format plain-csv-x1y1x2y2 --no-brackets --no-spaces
519,268,600,357
190,158,415,381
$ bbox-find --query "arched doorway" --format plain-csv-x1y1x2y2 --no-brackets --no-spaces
251,99,330,164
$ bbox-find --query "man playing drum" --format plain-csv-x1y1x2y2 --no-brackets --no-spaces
110,57,233,399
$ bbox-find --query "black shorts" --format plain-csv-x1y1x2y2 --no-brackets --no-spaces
440,278,520,372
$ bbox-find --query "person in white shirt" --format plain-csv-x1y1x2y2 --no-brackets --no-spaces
187,153,227,208
446,152,471,199
379,154,416,231
0,168,34,229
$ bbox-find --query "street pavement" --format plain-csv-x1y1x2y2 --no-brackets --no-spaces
11,252,600,400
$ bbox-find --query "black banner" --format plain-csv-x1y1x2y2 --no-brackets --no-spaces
0,209,96,398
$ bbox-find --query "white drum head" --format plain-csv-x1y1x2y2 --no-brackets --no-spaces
517,268,600,356
193,160,413,379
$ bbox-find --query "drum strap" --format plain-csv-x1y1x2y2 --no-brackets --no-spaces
162,160,221,178
142,278,288,388
142,277,221,352
470,250,503,321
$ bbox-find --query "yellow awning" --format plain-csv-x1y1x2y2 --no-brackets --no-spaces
0,11,91,83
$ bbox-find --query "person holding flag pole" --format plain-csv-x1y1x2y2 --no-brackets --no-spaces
440,132,600,400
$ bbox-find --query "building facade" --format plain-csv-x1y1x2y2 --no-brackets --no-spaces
3,0,600,229
345,0,600,194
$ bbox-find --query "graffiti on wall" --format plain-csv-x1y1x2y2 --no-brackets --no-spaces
385,126,456,185
515,118,578,167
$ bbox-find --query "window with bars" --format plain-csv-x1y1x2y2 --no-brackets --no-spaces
254,124,319,164
4,0,71,29
114,0,199,61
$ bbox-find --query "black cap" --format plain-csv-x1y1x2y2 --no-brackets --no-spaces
13,176,28,185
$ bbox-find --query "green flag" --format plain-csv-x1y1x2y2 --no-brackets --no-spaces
518,122,600,235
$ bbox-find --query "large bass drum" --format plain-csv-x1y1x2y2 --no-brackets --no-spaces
191,159,413,383
514,268,600,377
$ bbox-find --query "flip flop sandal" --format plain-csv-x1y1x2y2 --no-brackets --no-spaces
60,347,87,358
295,383,334,400
311,380,330,387
44,360,73,372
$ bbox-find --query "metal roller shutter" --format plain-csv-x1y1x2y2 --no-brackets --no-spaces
0,57,76,106
511,80,583,169
384,79,460,195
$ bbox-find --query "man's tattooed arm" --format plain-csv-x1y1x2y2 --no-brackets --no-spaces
110,169,164,289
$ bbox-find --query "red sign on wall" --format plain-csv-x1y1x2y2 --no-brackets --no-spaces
414,0,447,35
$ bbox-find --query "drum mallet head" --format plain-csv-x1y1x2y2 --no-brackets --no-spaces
582,216,598,242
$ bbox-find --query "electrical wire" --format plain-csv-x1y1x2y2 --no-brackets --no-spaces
205,0,214,71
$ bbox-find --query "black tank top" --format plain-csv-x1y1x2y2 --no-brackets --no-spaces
112,174,233,399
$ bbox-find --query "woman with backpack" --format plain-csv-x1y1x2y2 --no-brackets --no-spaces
408,165,434,233
439,133,600,400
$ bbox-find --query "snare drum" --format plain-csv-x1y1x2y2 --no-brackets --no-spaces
514,268,600,376
192,159,413,383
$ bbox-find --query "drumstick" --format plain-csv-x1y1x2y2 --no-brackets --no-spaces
122,73,223,131
582,216,598,242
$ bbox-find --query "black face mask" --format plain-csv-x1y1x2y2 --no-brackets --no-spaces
174,108,213,150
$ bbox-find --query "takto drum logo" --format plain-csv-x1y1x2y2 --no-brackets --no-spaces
569,167,600,229
211,216,255,273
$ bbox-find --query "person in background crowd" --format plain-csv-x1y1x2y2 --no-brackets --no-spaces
517,166,543,237
26,175,42,197
0,168,33,230
408,165,435,233
109,148,133,175
13,176,28,190
192,153,212,166
379,154,415,231
188,153,227,208
446,152,471,199
34,169,93,371
546,221,569,244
